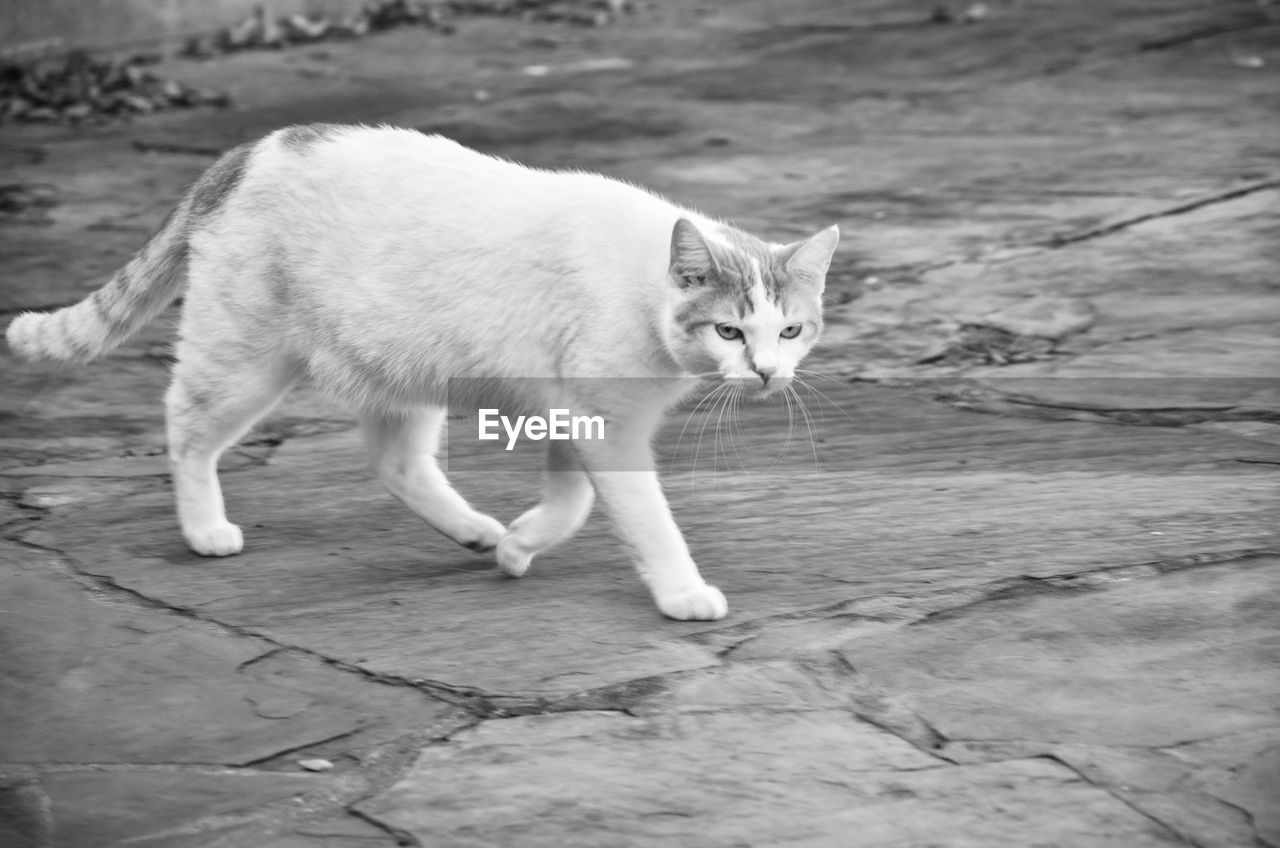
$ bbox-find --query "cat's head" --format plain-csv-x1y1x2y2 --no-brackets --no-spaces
662,219,839,397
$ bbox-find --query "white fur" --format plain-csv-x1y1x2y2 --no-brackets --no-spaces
7,125,840,622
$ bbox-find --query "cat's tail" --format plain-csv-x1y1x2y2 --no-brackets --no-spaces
5,141,256,363
5,196,195,363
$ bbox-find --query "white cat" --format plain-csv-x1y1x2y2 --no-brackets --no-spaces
7,124,838,621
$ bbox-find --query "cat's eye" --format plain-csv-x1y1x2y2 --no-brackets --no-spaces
780,324,802,339
715,323,743,341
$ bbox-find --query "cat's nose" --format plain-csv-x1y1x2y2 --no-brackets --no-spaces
752,364,776,386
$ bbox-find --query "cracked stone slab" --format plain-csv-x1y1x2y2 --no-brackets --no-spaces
0,325,171,467
1065,742,1279,848
232,648,471,760
0,1,1276,846
0,542,411,766
833,556,1280,747
15,478,160,511
1,452,262,479
257,813,400,848
355,707,1179,847
828,556,1280,848
839,186,1280,394
936,739,1275,848
14,381,1280,700
0,769,334,848
1186,737,1280,848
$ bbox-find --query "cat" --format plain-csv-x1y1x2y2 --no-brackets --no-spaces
6,124,838,621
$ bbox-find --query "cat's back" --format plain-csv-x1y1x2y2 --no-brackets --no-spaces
287,125,523,184
230,124,685,296
255,124,657,221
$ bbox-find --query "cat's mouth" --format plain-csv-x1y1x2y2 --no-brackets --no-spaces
724,375,791,400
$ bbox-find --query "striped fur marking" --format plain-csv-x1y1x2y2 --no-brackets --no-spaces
278,123,341,153
189,142,253,220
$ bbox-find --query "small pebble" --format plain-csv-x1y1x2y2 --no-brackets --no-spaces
299,758,334,772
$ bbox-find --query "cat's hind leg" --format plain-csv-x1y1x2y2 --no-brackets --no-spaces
361,407,505,552
496,439,594,577
167,354,298,556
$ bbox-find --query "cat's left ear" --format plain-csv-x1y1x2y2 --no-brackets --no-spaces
780,225,840,289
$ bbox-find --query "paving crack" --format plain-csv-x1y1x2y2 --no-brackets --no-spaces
912,548,1279,626
875,178,1280,284
347,807,421,847
1031,753,1201,847
550,669,707,716
235,648,288,673
1030,178,1280,250
945,737,1208,751
7,536,539,713
7,535,675,726
1203,791,1276,848
826,651,953,758
238,728,366,768
1139,17,1278,51
687,549,1277,656
0,762,319,774
932,383,1280,427
683,596,905,656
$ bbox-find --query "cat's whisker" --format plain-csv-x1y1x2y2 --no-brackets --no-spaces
672,382,728,480
717,384,745,477
799,378,828,434
793,374,857,424
711,383,738,486
795,368,849,386
768,384,797,470
670,386,714,454
788,384,823,473
710,390,723,487
795,369,857,427
688,383,730,485
727,385,752,474
714,384,742,481
696,385,728,486
668,372,725,403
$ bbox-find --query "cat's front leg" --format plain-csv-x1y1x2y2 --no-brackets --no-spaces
578,441,727,620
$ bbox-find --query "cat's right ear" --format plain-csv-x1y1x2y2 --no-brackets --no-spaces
670,218,717,288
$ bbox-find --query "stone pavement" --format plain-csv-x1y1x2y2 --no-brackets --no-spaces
2,1,1278,845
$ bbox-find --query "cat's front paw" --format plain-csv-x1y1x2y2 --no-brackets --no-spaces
184,522,244,557
656,583,728,621
453,514,506,554
495,533,533,577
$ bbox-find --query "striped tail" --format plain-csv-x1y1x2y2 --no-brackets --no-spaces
6,197,194,363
